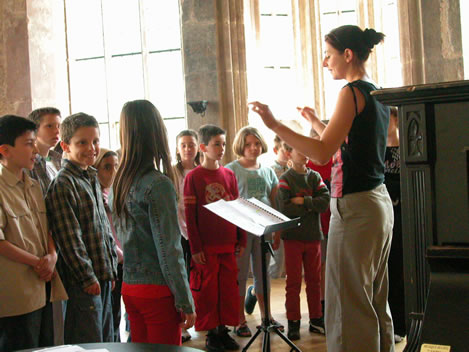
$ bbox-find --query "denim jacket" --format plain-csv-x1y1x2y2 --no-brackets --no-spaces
115,166,194,314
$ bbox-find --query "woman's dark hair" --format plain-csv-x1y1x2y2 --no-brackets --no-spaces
325,25,385,62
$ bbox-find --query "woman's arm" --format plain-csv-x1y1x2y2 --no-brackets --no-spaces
251,86,365,165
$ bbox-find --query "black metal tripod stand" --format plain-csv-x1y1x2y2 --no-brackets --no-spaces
242,235,301,352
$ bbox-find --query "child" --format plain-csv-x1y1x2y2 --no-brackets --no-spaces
113,100,195,345
267,134,288,281
45,113,118,343
276,142,330,340
27,107,64,345
225,126,282,338
93,148,123,342
173,129,201,343
270,134,289,179
27,107,62,194
184,124,246,351
306,127,332,318
0,115,67,351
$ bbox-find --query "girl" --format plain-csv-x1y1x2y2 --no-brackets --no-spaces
93,148,122,342
113,100,196,345
251,25,394,352
173,129,200,343
225,126,283,337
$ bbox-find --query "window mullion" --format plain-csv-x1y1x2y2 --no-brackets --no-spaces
100,0,114,148
139,0,150,100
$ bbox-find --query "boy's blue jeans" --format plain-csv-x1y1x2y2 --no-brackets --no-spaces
64,280,114,344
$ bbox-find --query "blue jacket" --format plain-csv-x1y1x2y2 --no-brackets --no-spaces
115,166,194,314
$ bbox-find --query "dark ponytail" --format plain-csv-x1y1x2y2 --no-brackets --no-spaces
325,25,385,62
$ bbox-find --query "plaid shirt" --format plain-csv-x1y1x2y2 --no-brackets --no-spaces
45,159,117,288
28,150,62,195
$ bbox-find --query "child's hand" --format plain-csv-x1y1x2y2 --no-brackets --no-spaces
34,254,57,281
192,251,206,265
180,312,197,329
291,196,305,205
235,244,245,258
272,232,281,251
297,106,320,125
84,281,101,295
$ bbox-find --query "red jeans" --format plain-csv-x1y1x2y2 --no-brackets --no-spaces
123,295,182,345
190,252,239,331
284,239,322,320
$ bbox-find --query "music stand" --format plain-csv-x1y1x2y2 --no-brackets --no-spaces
202,198,301,351
242,234,301,352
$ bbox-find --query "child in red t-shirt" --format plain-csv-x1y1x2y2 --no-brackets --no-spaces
184,124,246,351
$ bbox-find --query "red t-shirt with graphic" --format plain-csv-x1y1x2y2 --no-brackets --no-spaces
184,165,246,255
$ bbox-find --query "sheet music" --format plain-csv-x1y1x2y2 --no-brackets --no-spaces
204,197,292,236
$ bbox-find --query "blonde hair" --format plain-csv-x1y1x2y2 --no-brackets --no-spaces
113,100,175,218
232,126,268,158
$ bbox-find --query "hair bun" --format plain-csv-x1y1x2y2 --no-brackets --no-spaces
363,28,384,48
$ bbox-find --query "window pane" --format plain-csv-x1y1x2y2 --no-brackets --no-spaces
339,10,357,26
320,0,339,14
65,0,104,58
109,55,145,121
320,13,339,36
69,58,109,123
255,67,298,118
259,15,294,67
147,51,185,118
259,0,290,14
103,0,142,55
98,123,111,149
141,0,182,51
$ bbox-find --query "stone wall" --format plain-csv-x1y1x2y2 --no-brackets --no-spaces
0,0,31,116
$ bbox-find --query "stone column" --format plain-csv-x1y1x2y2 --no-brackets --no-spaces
0,0,32,116
180,0,248,162
26,0,69,114
398,0,463,85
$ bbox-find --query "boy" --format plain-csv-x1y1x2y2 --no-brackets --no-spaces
270,134,289,179
266,133,289,282
184,124,246,352
27,107,64,345
27,107,62,194
45,113,118,343
276,142,330,340
0,115,67,351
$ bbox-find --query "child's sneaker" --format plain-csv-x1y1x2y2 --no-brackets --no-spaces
217,326,240,350
309,317,326,335
182,328,191,343
287,320,301,341
206,330,224,352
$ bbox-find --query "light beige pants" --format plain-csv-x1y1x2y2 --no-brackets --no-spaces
325,184,395,352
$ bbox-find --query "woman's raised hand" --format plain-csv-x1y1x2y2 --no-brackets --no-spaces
249,101,280,130
297,106,320,125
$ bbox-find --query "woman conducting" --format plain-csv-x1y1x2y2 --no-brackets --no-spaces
250,25,395,352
